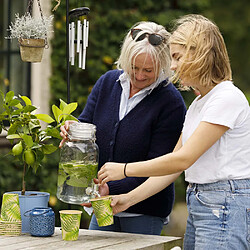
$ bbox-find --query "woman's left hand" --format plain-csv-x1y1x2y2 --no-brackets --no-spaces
111,194,132,215
98,162,125,185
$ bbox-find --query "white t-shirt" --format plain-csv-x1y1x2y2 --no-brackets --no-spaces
183,81,250,184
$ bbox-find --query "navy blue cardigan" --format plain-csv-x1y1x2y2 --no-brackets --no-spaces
78,69,186,218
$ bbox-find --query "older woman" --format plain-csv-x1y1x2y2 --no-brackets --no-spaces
60,21,186,235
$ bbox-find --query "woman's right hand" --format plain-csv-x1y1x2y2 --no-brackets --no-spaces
59,120,77,148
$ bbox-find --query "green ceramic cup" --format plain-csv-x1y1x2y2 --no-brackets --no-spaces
59,210,82,241
0,193,21,222
90,196,113,227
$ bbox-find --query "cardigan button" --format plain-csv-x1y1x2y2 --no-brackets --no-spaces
110,141,114,146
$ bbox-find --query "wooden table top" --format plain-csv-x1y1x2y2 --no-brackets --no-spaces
0,227,182,250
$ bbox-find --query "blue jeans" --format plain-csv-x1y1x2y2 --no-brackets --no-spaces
184,179,250,250
89,214,165,235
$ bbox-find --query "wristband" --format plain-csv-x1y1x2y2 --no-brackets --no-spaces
124,163,128,178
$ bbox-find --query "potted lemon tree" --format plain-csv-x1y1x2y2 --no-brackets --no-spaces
0,90,78,232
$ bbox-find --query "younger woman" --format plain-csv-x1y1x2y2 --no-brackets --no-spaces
98,14,250,249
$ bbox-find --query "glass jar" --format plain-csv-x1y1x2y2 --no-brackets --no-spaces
56,122,99,204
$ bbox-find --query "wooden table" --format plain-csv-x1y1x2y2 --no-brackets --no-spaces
0,227,182,249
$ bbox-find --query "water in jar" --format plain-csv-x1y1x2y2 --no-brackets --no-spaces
57,161,98,204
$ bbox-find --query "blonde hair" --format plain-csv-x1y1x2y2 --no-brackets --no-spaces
117,21,171,80
169,14,232,87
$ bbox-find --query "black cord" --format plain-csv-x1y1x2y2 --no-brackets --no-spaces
124,163,128,178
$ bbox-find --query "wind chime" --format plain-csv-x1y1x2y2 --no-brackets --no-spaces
68,7,90,69
66,4,90,103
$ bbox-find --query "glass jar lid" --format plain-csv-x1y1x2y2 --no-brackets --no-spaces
68,122,96,140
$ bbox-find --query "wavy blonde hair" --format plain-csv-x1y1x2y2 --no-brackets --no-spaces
169,14,232,87
116,21,171,80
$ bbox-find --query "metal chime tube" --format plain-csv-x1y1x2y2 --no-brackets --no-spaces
81,19,87,69
77,20,81,53
77,20,82,67
70,22,75,66
86,20,89,47
69,23,72,62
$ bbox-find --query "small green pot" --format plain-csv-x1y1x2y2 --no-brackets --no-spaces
0,193,21,222
90,196,113,227
59,210,82,241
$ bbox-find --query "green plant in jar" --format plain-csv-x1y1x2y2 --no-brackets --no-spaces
58,162,98,188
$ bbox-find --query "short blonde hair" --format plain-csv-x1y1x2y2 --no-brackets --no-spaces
169,14,232,87
117,21,171,80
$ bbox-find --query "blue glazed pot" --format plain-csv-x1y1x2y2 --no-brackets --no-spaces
7,191,50,233
26,207,55,237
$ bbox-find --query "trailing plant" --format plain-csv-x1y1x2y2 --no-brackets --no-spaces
6,13,53,40
0,90,78,195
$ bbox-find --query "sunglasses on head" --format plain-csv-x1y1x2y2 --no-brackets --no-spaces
130,28,165,46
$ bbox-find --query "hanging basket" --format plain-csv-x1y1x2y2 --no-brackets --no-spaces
18,38,45,63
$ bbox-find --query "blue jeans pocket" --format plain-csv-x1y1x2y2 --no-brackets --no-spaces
247,208,250,243
195,191,226,209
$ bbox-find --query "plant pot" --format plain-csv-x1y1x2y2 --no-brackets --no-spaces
18,38,45,63
6,191,50,233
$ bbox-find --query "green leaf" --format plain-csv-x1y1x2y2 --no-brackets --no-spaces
20,95,32,106
60,162,98,188
64,114,79,122
35,149,44,164
8,122,20,135
22,134,33,148
59,99,68,110
57,169,67,186
6,134,21,139
0,114,7,121
5,91,14,103
31,144,43,149
12,109,22,115
3,104,11,115
0,90,4,100
29,121,41,131
9,99,21,106
46,126,61,139
40,136,51,142
62,102,78,116
35,114,55,124
42,144,58,154
15,103,23,109
21,124,30,134
32,162,40,173
23,105,37,113
52,105,63,123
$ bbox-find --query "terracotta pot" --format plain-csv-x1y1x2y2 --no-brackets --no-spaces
18,38,45,63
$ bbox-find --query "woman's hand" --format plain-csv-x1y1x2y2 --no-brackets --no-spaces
111,194,132,215
59,120,77,148
98,162,126,185
97,179,109,196
81,178,109,207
